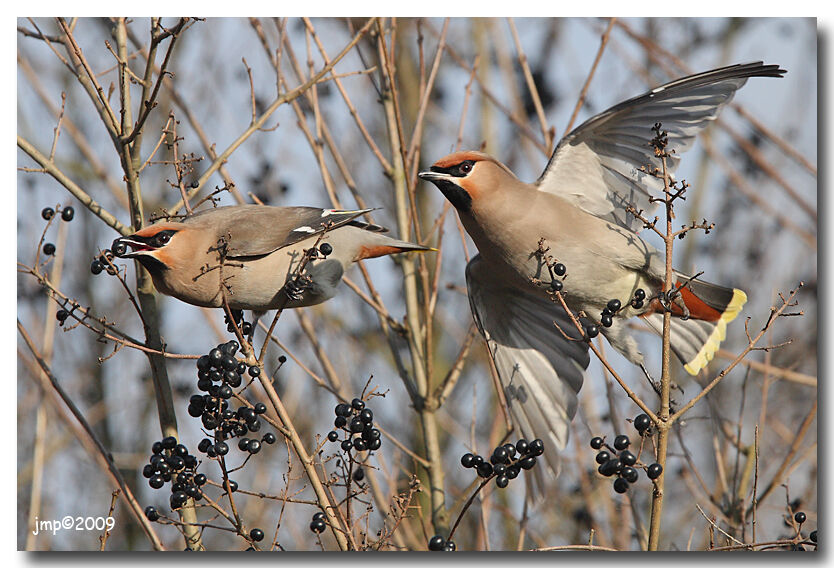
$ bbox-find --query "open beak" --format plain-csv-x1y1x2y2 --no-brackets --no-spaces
111,236,154,258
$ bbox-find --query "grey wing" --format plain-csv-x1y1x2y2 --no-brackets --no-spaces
188,205,372,258
537,62,786,231
466,255,590,477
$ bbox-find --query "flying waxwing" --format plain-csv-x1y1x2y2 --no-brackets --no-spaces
419,62,786,476
111,205,431,312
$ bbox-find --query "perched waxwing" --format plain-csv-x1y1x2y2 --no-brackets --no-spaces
420,62,785,475
111,205,431,312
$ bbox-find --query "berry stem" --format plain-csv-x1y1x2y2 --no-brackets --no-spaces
647,125,673,552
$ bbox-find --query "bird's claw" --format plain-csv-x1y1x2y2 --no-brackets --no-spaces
284,278,310,301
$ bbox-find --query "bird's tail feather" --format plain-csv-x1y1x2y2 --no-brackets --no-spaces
642,272,746,374
356,233,435,259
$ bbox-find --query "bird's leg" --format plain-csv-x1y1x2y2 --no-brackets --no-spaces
284,275,313,301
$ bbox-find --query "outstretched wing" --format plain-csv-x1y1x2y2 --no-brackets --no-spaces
186,205,372,258
537,62,786,231
465,255,590,476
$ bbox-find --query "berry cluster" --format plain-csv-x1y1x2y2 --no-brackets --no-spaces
188,341,276,455
90,249,118,276
141,436,204,511
41,206,74,222
590,419,663,494
309,511,327,534
39,206,75,259
460,438,544,489
326,398,381,454
428,534,456,552
54,302,80,326
225,309,253,337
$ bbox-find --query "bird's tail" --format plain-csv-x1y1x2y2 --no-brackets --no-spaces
355,232,435,260
641,272,747,374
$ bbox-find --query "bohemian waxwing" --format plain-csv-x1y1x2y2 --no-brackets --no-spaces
419,62,785,475
111,205,431,312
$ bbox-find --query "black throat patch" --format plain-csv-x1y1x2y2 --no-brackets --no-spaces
433,179,472,212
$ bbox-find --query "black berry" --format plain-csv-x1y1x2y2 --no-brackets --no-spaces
61,206,75,221
634,413,651,433
144,506,160,521
620,450,637,467
613,435,630,450
476,462,494,478
590,437,604,450
795,511,807,524
598,458,622,477
327,431,339,442
310,519,326,534
613,477,629,494
262,432,276,444
622,466,639,483
319,242,333,256
554,263,566,276
647,463,663,480
516,439,529,455
595,450,611,465
351,398,365,410
606,299,621,312
491,447,509,464
518,456,537,470
460,453,476,468
91,260,104,275
496,475,509,488
528,438,544,456
43,243,56,256
810,530,817,543
249,528,264,542
428,535,445,551
585,324,599,339
41,207,55,220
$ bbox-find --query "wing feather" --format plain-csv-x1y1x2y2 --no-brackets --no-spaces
466,255,590,476
537,62,785,231
184,205,372,258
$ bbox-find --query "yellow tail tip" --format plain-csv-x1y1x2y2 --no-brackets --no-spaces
684,288,747,375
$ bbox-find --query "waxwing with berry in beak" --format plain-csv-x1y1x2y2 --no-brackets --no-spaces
112,205,432,314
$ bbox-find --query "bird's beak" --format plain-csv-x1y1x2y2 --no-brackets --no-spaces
111,236,154,258
418,170,472,212
418,170,452,183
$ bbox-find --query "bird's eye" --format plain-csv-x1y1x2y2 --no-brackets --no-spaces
460,162,472,174
153,231,173,247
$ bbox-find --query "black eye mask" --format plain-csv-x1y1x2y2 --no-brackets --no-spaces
430,159,475,178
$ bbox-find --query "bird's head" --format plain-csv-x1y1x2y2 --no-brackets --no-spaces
418,151,518,213
111,223,185,273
